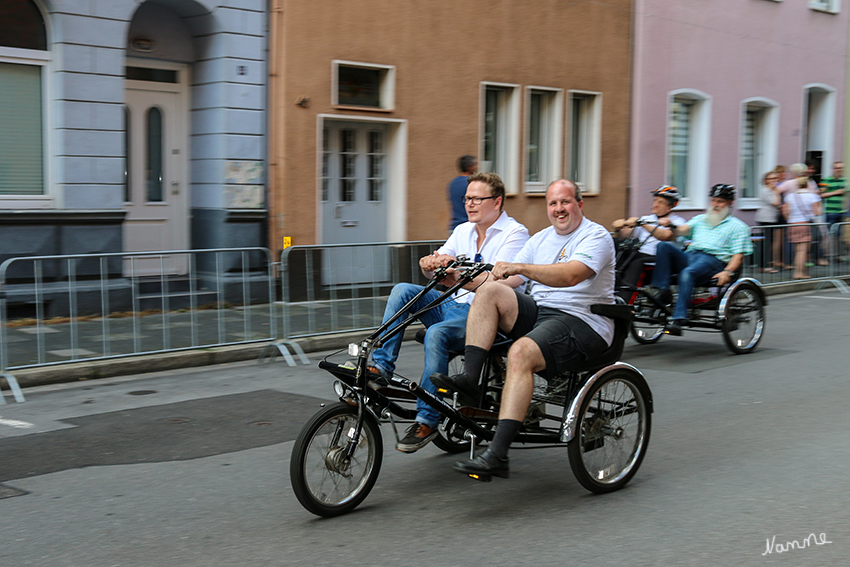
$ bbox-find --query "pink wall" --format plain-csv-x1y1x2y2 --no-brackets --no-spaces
630,0,848,223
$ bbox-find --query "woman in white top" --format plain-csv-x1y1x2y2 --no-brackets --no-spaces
755,171,783,273
782,166,823,279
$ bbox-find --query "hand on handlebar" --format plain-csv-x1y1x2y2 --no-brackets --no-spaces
420,252,455,273
491,260,519,280
713,270,731,287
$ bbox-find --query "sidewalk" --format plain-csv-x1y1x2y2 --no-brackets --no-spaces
2,277,846,392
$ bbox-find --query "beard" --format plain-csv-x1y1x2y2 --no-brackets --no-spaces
705,206,730,227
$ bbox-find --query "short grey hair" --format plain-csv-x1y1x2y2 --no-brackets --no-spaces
789,163,807,177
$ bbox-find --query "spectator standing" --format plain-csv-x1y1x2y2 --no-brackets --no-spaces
820,161,846,225
819,161,845,262
755,171,783,273
783,164,823,279
448,155,478,232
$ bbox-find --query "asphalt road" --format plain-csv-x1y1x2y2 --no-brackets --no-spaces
1,289,848,566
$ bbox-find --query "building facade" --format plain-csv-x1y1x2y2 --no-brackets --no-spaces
630,0,848,221
0,0,267,270
267,0,633,258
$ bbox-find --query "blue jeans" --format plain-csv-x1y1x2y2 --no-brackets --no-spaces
371,282,470,427
652,243,725,321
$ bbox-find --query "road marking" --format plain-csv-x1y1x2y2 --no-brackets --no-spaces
0,417,34,429
806,296,850,301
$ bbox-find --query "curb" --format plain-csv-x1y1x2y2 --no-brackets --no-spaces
2,327,423,390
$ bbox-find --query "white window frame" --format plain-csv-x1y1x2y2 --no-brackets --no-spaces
809,0,841,14
801,83,837,173
479,82,520,195
567,90,602,196
331,60,396,111
0,47,53,208
524,87,563,193
738,98,779,210
665,89,711,210
315,114,408,241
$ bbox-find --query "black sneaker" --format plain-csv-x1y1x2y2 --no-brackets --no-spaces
453,449,510,481
665,319,685,336
396,422,439,453
431,372,479,399
647,286,673,306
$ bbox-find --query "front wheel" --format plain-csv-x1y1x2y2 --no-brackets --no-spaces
722,285,765,354
290,402,382,517
568,369,652,494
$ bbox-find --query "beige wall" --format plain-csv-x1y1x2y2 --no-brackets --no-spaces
268,0,632,256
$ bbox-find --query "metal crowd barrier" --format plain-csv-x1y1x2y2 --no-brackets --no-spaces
1,248,275,403
746,221,850,291
275,240,443,339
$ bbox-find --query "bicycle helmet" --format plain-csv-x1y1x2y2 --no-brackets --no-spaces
651,185,681,205
709,183,736,201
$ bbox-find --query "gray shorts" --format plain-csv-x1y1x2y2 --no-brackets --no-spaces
507,290,608,377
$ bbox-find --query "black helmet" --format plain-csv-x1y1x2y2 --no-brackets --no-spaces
709,184,736,201
651,185,681,205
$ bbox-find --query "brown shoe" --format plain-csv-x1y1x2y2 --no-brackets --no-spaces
396,422,438,453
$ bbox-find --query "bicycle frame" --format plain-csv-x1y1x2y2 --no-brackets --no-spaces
319,258,496,457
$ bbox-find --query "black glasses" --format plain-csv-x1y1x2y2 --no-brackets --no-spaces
462,195,496,205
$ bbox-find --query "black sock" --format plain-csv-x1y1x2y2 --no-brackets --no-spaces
488,419,522,459
462,345,489,381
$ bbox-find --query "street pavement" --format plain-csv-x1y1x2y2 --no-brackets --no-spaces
0,290,848,566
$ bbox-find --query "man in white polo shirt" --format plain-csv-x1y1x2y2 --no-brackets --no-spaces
369,172,529,453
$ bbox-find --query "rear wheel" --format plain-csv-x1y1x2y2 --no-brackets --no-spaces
568,369,651,494
630,292,666,344
290,402,382,517
722,285,765,354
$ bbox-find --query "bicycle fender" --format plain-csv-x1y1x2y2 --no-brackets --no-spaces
559,362,651,443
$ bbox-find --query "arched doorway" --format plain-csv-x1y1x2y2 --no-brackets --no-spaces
123,1,201,272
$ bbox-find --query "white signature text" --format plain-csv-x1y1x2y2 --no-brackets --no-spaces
763,533,832,555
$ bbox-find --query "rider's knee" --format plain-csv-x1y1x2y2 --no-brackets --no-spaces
423,325,452,350
389,282,418,301
656,242,675,256
506,337,544,372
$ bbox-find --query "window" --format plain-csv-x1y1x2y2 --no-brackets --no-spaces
340,128,356,201
739,100,778,204
0,0,48,200
481,83,520,194
124,106,131,202
803,85,837,177
321,127,330,201
367,130,385,201
809,0,840,13
146,107,163,202
525,88,563,192
332,61,395,110
568,91,602,195
665,90,711,206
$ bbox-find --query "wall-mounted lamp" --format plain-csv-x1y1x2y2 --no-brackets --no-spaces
131,37,155,52
295,96,311,108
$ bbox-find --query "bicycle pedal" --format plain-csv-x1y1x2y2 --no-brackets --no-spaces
466,472,493,482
